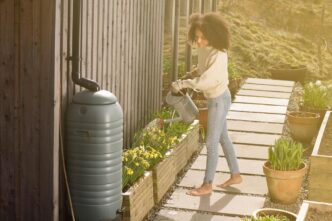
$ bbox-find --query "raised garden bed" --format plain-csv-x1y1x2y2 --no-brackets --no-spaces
297,200,332,221
122,172,154,221
173,120,200,174
308,111,332,203
152,151,176,204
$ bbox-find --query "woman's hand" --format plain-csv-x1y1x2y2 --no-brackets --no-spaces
171,80,184,93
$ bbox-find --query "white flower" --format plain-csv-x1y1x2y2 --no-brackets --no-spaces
308,82,314,88
319,85,327,91
315,80,322,86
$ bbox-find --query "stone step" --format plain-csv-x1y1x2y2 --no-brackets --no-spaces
237,89,291,99
227,111,285,124
227,120,283,134
234,96,289,106
164,188,266,216
241,84,293,93
201,144,269,160
229,131,280,146
155,209,242,221
246,78,294,87
191,155,265,175
178,170,268,195
230,103,287,114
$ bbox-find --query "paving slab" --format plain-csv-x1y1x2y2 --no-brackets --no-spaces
164,188,266,216
237,89,291,99
246,78,294,87
227,120,283,134
191,155,265,175
233,96,289,106
230,103,287,114
230,131,280,146
201,144,269,160
179,170,268,195
155,209,242,221
241,84,293,92
227,111,285,124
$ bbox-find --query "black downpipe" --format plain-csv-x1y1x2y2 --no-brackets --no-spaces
72,0,100,91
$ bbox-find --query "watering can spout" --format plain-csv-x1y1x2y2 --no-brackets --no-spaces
165,91,199,124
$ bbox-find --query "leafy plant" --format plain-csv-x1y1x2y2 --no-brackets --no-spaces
268,137,304,171
302,80,332,110
228,62,241,80
122,146,162,190
123,107,193,190
242,214,291,221
133,127,180,156
153,106,178,119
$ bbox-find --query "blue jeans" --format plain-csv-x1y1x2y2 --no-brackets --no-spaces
204,89,240,183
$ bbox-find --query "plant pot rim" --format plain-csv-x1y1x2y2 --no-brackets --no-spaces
287,111,320,119
264,161,307,172
253,208,297,219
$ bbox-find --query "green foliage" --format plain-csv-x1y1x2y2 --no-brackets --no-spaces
178,62,186,78
242,214,291,221
228,62,241,80
268,138,304,171
163,57,171,74
302,80,332,110
122,107,192,190
153,106,178,119
122,146,162,189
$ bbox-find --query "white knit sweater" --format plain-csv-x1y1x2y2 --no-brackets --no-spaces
182,47,229,99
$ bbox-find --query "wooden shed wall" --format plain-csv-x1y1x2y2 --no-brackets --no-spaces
0,0,61,220
1,0,164,220
60,0,164,147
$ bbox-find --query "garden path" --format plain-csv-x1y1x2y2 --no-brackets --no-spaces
154,78,295,220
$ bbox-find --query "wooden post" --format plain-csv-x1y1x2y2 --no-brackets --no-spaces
200,0,204,14
185,0,193,73
171,0,180,81
212,0,217,11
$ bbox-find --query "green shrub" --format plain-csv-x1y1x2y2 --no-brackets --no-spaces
302,80,332,110
122,107,192,190
268,138,304,171
228,62,241,80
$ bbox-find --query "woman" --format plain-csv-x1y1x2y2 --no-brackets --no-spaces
171,12,242,196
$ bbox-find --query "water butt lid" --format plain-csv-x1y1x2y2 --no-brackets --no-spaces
73,90,117,105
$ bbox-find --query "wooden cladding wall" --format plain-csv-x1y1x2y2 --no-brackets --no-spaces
60,0,164,147
0,0,60,220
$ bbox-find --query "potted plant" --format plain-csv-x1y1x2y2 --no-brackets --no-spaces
287,111,320,143
263,138,307,204
243,208,297,221
300,80,332,122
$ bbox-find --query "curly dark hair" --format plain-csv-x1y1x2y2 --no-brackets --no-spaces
188,12,230,51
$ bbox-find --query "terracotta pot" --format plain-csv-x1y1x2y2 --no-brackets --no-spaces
287,111,320,143
263,162,307,204
300,105,327,125
253,208,297,221
197,107,208,135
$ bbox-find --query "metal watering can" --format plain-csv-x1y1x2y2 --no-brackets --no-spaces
165,90,199,124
